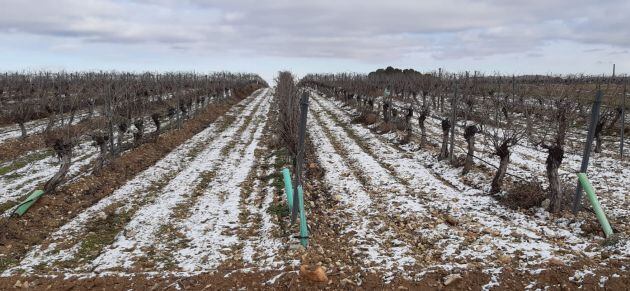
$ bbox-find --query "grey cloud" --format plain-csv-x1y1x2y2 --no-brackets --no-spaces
0,0,629,61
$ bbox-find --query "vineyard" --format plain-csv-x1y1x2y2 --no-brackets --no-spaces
0,69,628,290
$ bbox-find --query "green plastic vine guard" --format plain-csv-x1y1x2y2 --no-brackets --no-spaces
281,168,308,247
297,185,309,247
282,168,293,210
15,189,45,216
577,173,613,238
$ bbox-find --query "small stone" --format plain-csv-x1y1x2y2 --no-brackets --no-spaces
541,199,551,209
498,255,511,264
96,211,107,221
443,274,462,286
300,265,328,283
444,215,458,226
482,228,500,236
341,278,356,286
14,280,22,288
547,257,564,266
289,243,305,252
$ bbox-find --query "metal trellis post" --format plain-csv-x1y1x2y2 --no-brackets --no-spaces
291,91,310,224
573,89,603,213
621,83,626,160
449,80,458,163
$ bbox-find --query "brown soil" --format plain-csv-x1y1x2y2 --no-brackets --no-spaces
0,260,627,290
0,85,264,273
0,134,45,163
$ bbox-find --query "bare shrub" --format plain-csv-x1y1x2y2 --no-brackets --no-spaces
376,121,396,133
276,71,300,156
501,181,546,210
353,112,378,125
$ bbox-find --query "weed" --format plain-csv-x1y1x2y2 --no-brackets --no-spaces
74,209,132,262
267,202,289,218
0,257,18,273
0,149,53,176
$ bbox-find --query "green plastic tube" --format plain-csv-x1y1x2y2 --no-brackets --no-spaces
15,190,45,216
297,185,309,247
577,173,613,238
282,168,293,211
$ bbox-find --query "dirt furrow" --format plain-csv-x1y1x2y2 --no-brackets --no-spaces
235,127,285,270
168,95,272,272
3,89,269,275
308,103,418,281
86,90,272,273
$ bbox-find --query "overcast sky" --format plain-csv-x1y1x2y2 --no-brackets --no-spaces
0,0,628,83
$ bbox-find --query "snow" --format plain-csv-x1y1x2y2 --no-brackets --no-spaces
173,93,271,272
3,87,627,287
90,89,272,272
308,90,629,277
308,104,409,279
241,156,284,269
0,140,97,209
0,111,92,144
4,89,270,275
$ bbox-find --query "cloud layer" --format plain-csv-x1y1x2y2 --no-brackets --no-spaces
1,0,629,61
0,0,628,81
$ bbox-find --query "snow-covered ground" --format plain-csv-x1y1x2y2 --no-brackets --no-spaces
0,97,216,214
4,88,288,277
334,92,629,225
306,91,629,285
0,111,92,144
0,141,97,210
1,88,626,289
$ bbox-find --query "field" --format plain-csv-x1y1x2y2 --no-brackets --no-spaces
0,70,628,290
